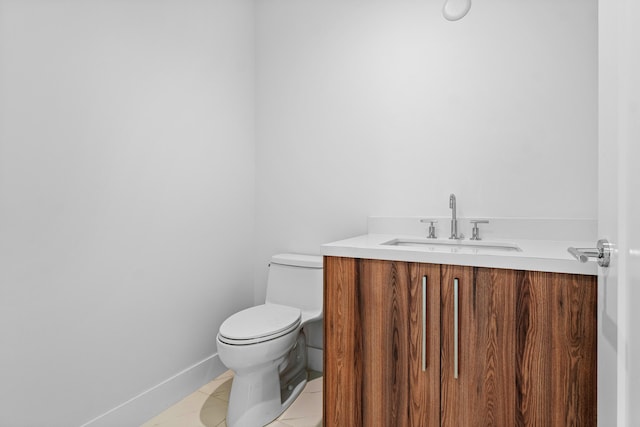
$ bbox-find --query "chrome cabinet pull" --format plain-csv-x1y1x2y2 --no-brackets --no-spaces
454,278,459,379
422,275,427,372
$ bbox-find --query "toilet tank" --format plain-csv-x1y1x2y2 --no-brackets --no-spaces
265,253,323,322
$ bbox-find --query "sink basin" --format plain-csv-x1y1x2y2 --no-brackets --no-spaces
381,238,522,253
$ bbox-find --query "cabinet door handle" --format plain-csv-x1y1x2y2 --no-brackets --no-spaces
422,275,427,372
454,278,459,380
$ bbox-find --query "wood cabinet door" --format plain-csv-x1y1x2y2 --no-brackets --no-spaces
358,259,411,426
324,257,441,427
440,265,519,426
515,271,597,426
440,266,597,427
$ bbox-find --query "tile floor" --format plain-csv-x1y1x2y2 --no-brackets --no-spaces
141,371,323,427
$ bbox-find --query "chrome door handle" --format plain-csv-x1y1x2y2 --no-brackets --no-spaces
453,278,459,380
422,275,427,372
568,239,612,267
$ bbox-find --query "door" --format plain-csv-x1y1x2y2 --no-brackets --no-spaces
598,0,640,425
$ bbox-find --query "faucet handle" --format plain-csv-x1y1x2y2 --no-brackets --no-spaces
469,220,489,240
420,219,438,239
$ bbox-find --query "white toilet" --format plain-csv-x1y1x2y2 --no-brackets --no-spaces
216,253,323,427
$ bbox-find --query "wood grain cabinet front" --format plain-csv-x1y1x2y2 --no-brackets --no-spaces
324,256,597,427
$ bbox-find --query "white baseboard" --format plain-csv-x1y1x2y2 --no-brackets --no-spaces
307,347,323,373
79,354,226,427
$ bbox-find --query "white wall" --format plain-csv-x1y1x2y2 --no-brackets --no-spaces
0,1,255,426
254,0,598,314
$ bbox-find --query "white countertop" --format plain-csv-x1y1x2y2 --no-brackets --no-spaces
321,234,598,275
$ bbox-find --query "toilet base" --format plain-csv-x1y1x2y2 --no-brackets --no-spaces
226,333,308,427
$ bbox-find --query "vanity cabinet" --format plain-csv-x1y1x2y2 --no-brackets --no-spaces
323,256,597,427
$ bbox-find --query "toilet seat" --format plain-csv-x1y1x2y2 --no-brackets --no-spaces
218,303,301,345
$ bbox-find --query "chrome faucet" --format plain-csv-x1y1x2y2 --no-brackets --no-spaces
449,193,463,239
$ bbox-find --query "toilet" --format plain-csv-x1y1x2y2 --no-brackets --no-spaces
216,253,323,427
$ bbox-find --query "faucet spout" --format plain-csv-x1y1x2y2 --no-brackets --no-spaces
449,193,461,239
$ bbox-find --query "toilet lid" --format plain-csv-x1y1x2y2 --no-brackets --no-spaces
218,303,301,344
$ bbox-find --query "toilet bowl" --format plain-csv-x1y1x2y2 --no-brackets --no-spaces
216,254,323,427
